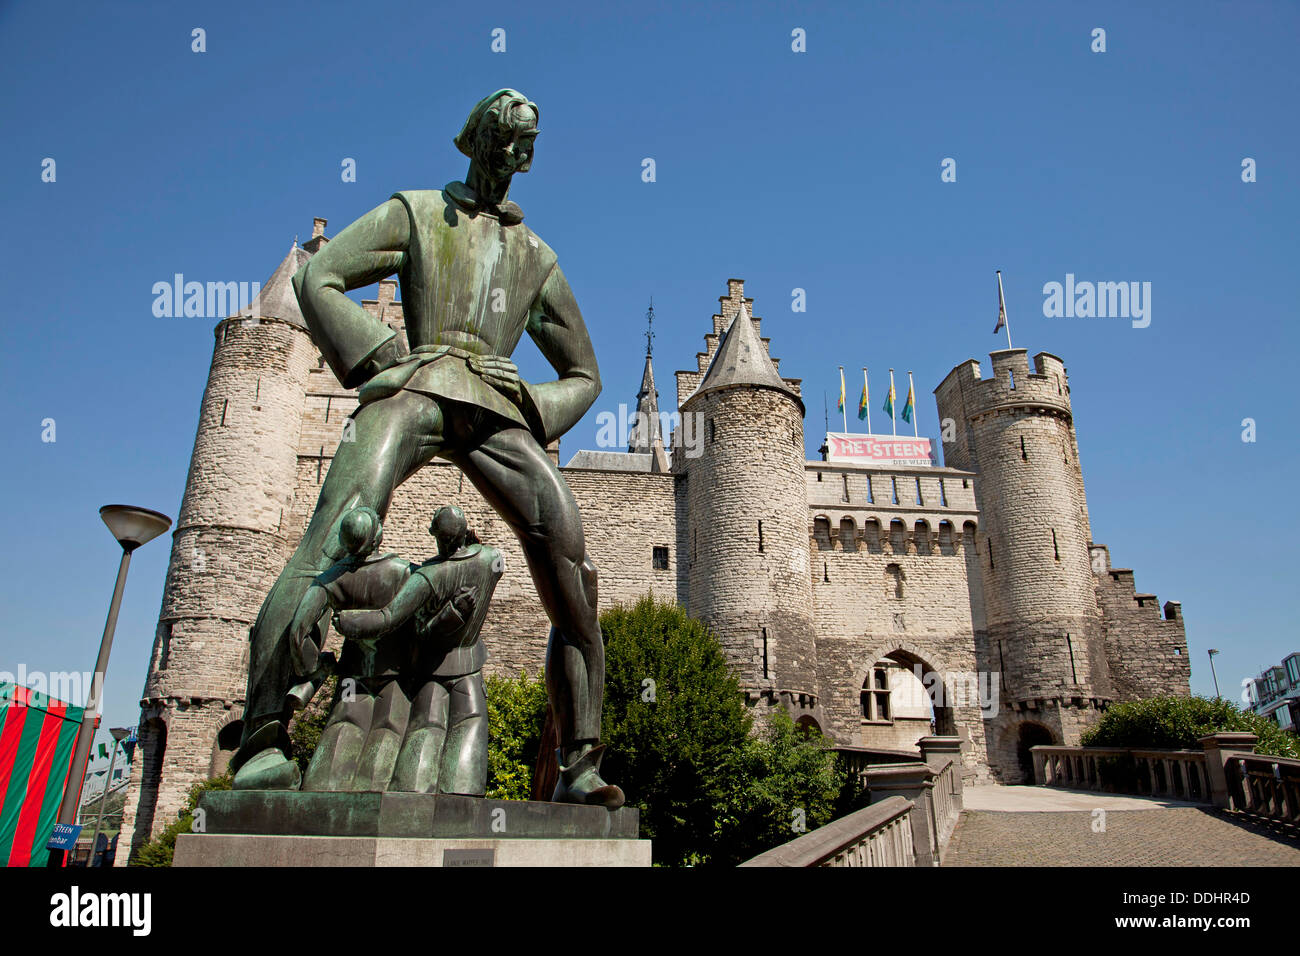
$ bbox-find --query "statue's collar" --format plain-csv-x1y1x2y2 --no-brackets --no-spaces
445,181,524,225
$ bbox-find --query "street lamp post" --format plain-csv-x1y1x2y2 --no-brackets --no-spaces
87,726,130,866
46,505,170,867
1208,648,1222,699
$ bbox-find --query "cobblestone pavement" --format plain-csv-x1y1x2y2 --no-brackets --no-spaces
944,807,1300,866
962,785,1202,812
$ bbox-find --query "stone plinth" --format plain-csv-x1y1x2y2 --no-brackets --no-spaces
174,791,650,867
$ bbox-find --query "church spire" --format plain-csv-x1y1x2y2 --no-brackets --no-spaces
628,299,663,455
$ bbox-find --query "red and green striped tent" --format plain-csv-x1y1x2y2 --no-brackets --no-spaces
0,682,89,867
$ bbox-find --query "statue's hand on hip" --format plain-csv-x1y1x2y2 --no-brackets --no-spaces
290,626,320,676
470,355,522,404
451,585,477,620
356,338,403,384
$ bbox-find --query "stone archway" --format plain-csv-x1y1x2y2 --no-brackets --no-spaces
1016,721,1055,783
794,714,822,737
846,637,996,785
852,642,957,750
210,712,245,777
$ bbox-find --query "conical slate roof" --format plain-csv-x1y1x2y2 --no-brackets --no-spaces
628,350,662,453
231,241,312,327
694,301,798,403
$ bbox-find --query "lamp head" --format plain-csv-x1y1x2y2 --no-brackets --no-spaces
99,505,171,553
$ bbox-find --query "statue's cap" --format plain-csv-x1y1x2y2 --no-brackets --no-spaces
339,506,382,555
454,89,539,158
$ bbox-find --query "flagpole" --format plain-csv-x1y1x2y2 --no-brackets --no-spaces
838,366,847,433
908,370,918,438
997,270,1013,349
889,368,896,436
863,367,872,434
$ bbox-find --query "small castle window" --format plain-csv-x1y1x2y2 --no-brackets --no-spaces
962,478,969,489
761,628,771,679
709,419,716,443
939,478,947,506
757,520,764,553
842,474,850,503
865,476,874,503
885,563,905,599
863,518,882,553
938,520,955,554
890,477,900,504
1051,529,1060,561
1009,369,1016,390
823,561,829,583
914,521,932,555
861,668,892,722
840,518,857,552
1021,436,1028,461
652,546,669,570
813,516,832,551
816,471,823,482
889,519,908,555
915,477,923,505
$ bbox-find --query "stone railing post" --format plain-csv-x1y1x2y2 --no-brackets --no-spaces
918,736,964,806
1199,733,1258,811
866,763,939,866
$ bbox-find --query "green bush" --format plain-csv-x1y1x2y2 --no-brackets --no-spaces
599,596,754,866
485,670,549,800
712,708,846,866
600,595,847,866
131,771,232,867
1081,695,1300,758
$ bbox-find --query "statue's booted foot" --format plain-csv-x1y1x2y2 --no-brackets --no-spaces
229,721,301,791
232,748,301,790
551,744,624,809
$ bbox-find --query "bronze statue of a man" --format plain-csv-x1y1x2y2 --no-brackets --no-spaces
230,89,623,808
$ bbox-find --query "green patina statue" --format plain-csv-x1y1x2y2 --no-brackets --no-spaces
229,89,623,809
288,505,499,795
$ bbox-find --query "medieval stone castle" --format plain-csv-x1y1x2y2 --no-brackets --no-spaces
116,218,1191,861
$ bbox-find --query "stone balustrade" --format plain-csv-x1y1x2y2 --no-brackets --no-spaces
739,796,917,867
1223,751,1300,823
1032,732,1300,825
1033,745,1209,802
743,736,965,867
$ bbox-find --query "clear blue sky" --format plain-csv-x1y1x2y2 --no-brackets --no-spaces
2,0,1297,761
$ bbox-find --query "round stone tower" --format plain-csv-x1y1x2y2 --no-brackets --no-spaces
934,349,1112,781
677,289,821,725
117,235,319,861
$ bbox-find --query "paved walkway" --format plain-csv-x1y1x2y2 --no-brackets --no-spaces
944,786,1300,866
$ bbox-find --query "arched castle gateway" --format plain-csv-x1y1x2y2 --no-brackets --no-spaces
115,223,1191,861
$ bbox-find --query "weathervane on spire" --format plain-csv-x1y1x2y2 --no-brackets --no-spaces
645,298,655,358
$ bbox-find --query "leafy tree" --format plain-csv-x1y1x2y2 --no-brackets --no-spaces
485,670,548,800
1081,695,1299,758
712,708,846,865
131,771,232,867
599,596,754,866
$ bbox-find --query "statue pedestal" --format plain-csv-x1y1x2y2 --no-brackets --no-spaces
173,791,650,867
